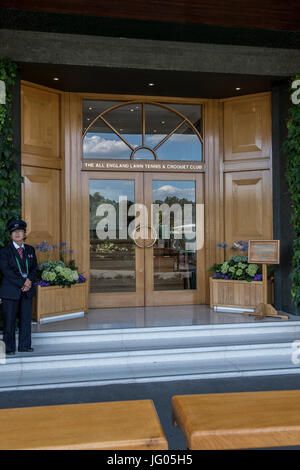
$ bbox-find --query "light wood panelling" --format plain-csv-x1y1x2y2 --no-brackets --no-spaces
224,93,271,161
79,92,207,104
172,390,300,450
0,400,168,450
21,154,62,170
223,157,270,173
69,93,84,273
209,277,273,309
32,284,88,322
60,92,72,264
224,170,273,253
204,100,224,303
21,166,60,250
21,81,63,256
19,86,273,310
21,84,60,159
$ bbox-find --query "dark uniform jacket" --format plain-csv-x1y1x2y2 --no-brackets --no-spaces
0,243,37,300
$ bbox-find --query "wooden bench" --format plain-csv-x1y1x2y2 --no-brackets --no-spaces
172,390,300,450
0,399,168,450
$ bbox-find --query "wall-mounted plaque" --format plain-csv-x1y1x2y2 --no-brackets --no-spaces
81,160,204,173
0,80,6,104
248,240,280,264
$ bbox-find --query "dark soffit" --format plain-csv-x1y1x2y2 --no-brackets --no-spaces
18,62,288,99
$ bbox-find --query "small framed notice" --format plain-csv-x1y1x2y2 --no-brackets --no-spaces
248,240,280,264
244,239,287,320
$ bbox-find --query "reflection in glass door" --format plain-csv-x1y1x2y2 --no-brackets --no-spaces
152,180,196,291
144,173,205,307
84,172,205,308
89,179,136,293
84,172,144,308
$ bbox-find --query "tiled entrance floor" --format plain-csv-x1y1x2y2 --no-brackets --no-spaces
32,304,296,333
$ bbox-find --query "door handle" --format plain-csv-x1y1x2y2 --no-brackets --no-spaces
132,224,158,248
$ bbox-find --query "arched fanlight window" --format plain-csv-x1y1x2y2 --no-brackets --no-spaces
82,101,203,161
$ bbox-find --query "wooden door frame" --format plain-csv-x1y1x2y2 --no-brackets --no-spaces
68,92,225,308
82,171,206,308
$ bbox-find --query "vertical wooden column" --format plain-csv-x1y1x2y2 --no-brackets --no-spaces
68,93,85,275
204,99,224,303
61,92,71,253
262,263,268,304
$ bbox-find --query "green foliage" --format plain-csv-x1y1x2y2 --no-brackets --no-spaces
208,255,262,282
283,74,300,306
36,260,80,288
35,244,86,287
0,58,21,326
0,58,22,250
207,254,274,282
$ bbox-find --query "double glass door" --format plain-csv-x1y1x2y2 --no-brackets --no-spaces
84,172,205,308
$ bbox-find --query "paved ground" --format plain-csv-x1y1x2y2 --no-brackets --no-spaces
0,374,300,449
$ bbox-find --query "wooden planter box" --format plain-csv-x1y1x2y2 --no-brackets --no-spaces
32,283,88,322
210,277,274,309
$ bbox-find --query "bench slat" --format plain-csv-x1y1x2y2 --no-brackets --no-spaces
172,390,300,449
0,400,168,450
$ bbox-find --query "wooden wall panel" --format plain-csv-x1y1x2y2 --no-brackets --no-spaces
204,100,224,303
69,93,84,274
224,170,273,253
223,93,271,161
21,166,60,253
21,84,60,159
21,81,62,256
19,84,273,309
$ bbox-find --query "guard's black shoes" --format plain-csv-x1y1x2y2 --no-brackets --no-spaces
6,351,15,355
18,348,34,352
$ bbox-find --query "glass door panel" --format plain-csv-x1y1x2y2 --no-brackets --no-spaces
152,180,196,291
144,173,205,307
84,172,144,308
89,179,136,293
84,171,205,308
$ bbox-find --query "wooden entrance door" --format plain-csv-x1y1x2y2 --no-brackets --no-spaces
83,171,144,308
144,173,205,306
83,171,205,308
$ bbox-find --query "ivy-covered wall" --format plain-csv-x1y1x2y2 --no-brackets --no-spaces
0,57,22,328
284,74,300,308
0,58,22,250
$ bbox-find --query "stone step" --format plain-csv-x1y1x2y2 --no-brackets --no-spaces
1,320,300,391
21,320,300,356
0,340,299,391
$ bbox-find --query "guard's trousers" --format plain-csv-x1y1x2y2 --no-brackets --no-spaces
2,293,32,352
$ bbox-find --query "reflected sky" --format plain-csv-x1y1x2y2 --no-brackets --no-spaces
90,179,135,202
83,132,202,161
153,180,196,202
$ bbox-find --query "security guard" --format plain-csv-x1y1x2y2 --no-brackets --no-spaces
0,220,37,355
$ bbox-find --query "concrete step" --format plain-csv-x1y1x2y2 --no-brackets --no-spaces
0,321,300,390
19,320,300,357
